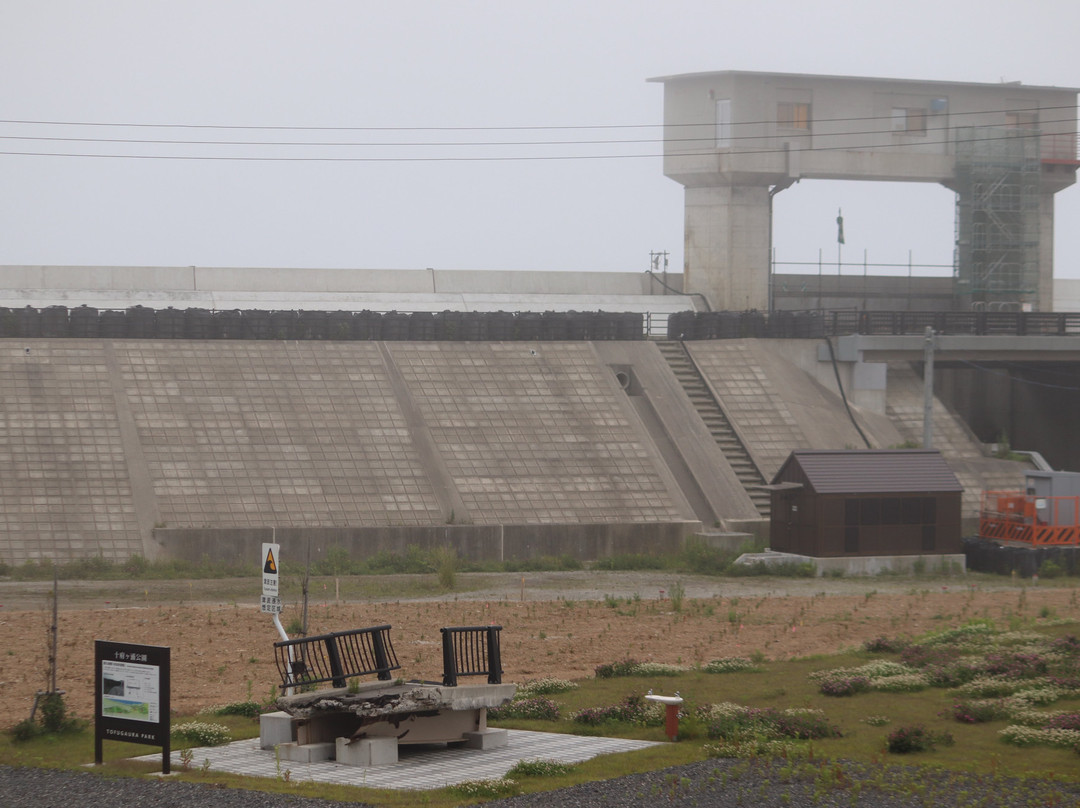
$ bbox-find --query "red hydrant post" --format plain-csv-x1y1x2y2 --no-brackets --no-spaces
645,693,684,741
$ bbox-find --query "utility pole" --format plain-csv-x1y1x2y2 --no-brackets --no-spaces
922,326,935,449
650,251,669,294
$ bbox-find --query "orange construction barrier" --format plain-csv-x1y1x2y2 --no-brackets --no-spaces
979,490,1080,546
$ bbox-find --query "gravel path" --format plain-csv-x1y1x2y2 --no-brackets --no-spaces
0,764,362,807
4,757,1078,808
489,758,1080,807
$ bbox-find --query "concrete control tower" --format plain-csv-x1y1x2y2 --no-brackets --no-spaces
649,71,1078,312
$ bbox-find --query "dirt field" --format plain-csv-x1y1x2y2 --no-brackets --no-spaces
0,571,1076,727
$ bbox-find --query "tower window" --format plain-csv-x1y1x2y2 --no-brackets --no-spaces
777,102,811,131
892,107,927,134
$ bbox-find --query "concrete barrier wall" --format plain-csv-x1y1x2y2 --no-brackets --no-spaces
0,266,679,296
155,522,699,566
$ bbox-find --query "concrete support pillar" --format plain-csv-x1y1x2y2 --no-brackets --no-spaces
683,184,772,311
1039,192,1055,312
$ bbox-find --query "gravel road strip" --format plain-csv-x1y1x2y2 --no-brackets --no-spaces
4,758,1078,808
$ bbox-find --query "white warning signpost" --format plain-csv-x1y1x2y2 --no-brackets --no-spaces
261,542,283,614
262,540,296,690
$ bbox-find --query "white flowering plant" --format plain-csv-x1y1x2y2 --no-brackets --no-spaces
170,721,231,747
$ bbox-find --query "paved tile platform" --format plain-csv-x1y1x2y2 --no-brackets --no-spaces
137,730,660,791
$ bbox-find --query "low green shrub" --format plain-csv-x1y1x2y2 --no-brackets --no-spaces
998,724,1080,750
1038,559,1065,579
941,699,1009,724
818,675,871,697
488,697,560,721
591,554,666,571
431,545,457,590
886,724,954,754
571,694,664,727
631,662,686,676
594,658,640,679
594,658,686,678
704,738,798,759
869,673,928,693
863,636,908,653
505,759,576,778
703,657,757,674
170,721,232,747
501,555,582,572
39,692,80,733
700,703,840,742
448,778,519,799
957,676,1027,699
8,693,82,741
210,701,263,719
515,677,578,698
678,538,741,576
9,719,42,743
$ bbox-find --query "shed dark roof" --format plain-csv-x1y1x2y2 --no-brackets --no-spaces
772,450,963,495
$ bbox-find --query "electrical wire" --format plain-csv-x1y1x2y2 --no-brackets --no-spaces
956,359,1080,392
0,116,1073,149
0,102,1072,132
0,125,1073,163
644,269,711,312
823,336,874,448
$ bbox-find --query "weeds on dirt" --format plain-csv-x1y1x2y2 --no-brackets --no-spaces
9,692,83,743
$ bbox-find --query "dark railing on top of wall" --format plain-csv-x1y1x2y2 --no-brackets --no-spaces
666,310,1080,340
5,304,1080,341
0,305,646,341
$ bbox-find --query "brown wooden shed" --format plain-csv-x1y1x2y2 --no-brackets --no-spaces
767,450,963,558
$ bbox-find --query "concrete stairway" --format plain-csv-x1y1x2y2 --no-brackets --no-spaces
658,341,771,518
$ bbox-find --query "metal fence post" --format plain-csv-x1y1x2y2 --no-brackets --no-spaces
486,626,502,684
324,635,346,688
372,629,392,681
441,628,458,687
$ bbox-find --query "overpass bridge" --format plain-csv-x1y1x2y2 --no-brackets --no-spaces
827,333,1080,363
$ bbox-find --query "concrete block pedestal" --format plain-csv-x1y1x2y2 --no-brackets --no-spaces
276,741,335,763
259,711,295,750
463,728,508,750
336,736,399,766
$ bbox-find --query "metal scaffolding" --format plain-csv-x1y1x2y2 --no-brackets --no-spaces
954,126,1041,310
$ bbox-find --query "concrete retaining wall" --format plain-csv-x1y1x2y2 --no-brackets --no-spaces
155,522,700,566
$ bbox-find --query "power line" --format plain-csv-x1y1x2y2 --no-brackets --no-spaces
0,125,1073,164
0,102,1073,134
0,116,1074,150
957,359,1080,392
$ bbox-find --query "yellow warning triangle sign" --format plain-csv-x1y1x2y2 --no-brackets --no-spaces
264,548,277,574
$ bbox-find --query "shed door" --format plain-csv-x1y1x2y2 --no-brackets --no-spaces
772,490,798,552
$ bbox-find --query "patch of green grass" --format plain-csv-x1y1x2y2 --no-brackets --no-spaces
591,553,670,571
589,538,768,577
2,554,257,582
3,619,1079,808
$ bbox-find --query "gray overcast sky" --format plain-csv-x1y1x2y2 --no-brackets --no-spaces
1,0,1077,281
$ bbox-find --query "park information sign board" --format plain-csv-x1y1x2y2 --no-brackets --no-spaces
94,640,171,773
